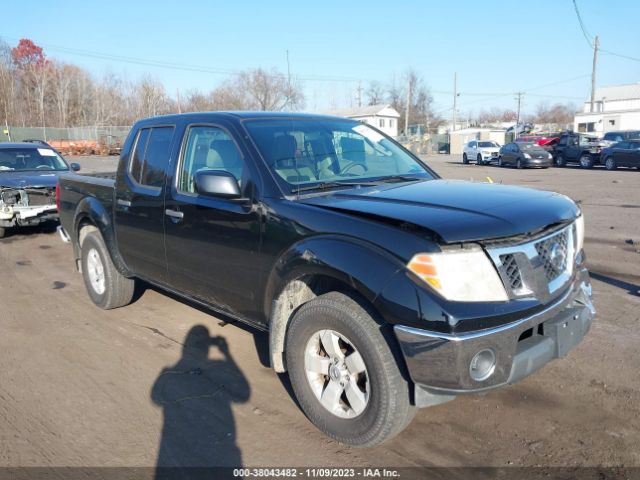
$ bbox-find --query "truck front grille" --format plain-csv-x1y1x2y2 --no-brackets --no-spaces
535,229,569,282
487,223,575,300
499,253,523,290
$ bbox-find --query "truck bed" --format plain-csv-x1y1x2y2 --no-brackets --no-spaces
57,172,116,242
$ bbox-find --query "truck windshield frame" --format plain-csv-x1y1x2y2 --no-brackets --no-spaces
242,117,436,194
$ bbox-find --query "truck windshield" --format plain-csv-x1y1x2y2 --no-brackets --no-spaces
0,148,69,172
244,118,434,193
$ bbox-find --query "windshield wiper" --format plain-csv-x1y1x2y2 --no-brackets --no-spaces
292,181,374,194
363,174,426,184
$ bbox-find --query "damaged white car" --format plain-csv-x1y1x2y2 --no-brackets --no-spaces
0,142,80,238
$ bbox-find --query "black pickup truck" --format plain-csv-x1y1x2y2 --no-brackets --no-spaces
58,112,595,446
553,132,604,168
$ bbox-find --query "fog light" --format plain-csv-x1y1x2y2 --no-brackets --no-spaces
469,349,496,381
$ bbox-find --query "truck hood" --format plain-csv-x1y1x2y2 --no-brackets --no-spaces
0,171,63,189
299,179,579,243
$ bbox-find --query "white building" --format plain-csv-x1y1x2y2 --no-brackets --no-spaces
574,83,640,135
322,104,401,137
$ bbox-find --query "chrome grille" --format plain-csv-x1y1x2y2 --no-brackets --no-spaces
487,223,575,301
499,254,523,290
535,229,569,282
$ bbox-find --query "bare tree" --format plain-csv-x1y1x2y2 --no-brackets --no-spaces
365,81,385,105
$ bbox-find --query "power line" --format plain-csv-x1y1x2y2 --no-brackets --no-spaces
572,0,593,47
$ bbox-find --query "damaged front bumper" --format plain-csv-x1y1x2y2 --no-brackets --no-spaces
394,267,595,407
0,187,58,228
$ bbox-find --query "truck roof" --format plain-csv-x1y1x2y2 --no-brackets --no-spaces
134,111,353,124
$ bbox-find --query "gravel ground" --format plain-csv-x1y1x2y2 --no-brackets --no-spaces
0,154,638,471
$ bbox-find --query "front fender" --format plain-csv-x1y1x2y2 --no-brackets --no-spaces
73,196,131,276
264,235,405,319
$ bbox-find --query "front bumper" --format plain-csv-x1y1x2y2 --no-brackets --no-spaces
394,268,594,404
523,157,553,167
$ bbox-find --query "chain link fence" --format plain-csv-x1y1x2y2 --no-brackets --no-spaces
2,126,131,143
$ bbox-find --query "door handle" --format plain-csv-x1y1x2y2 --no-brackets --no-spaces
117,199,132,208
165,209,184,220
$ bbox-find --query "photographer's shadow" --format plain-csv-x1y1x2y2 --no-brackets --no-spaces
151,325,250,474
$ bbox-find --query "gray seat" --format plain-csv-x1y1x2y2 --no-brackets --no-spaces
271,134,314,183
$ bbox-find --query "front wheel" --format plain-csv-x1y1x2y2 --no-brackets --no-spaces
477,154,484,165
605,156,617,171
81,231,135,309
0,227,5,239
579,154,594,169
517,159,523,169
285,292,415,447
498,156,503,167
555,154,566,167
462,153,469,164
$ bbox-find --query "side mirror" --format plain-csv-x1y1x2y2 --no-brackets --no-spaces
70,163,81,172
194,170,241,198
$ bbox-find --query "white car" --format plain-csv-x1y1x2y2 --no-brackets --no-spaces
463,140,501,165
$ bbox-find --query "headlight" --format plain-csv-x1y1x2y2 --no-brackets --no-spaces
524,153,531,159
407,248,508,302
547,153,552,159
575,214,585,253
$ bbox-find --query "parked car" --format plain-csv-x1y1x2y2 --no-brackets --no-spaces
553,132,603,168
498,142,553,168
0,142,80,238
516,134,560,151
462,140,501,165
601,130,640,148
57,112,593,446
600,139,640,170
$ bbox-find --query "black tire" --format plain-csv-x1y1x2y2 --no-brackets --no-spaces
555,154,566,167
498,156,503,167
477,154,483,165
517,159,523,169
0,227,5,239
285,291,415,447
462,153,469,164
579,154,594,169
604,156,617,171
81,231,135,310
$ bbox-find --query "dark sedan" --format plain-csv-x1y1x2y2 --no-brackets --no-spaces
600,140,640,170
498,142,553,169
0,142,80,238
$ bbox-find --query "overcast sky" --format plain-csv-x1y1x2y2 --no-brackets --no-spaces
3,0,639,118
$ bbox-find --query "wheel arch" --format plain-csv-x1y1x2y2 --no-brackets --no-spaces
265,235,404,372
72,197,131,276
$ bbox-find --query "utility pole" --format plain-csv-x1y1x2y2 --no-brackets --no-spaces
515,92,524,139
590,35,599,113
176,88,181,114
452,72,457,132
286,50,292,110
356,81,363,107
404,77,412,135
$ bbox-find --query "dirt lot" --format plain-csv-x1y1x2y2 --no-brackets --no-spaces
0,155,638,470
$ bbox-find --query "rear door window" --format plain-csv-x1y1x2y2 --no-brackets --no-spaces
128,126,175,189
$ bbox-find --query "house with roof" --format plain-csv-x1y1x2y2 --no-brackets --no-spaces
574,83,640,135
322,104,401,137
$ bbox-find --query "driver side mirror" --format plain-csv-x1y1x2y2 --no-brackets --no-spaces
70,163,81,172
194,170,241,198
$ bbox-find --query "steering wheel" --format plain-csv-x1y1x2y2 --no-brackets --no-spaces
340,162,368,176
36,165,54,170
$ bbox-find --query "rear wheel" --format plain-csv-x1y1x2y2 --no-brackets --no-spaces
81,231,135,309
517,159,523,169
0,227,5,239
498,156,503,167
579,154,594,169
285,292,415,447
462,153,469,164
604,156,617,171
477,154,484,165
555,154,566,167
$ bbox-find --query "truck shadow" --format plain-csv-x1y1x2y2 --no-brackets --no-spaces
0,221,58,243
590,271,640,297
151,325,250,475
